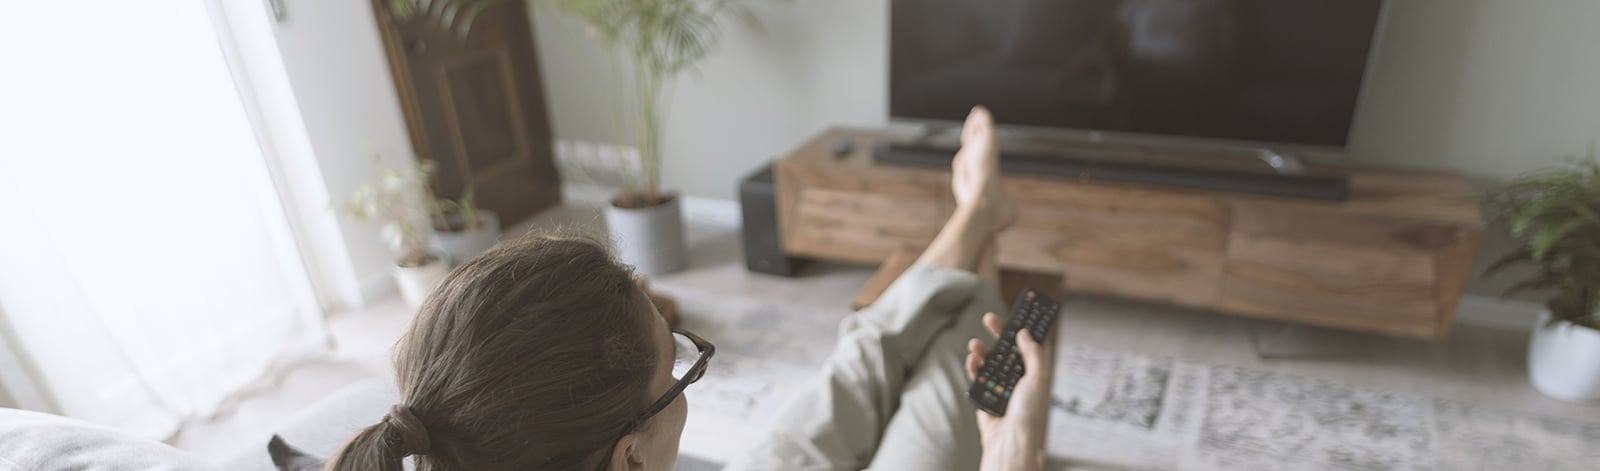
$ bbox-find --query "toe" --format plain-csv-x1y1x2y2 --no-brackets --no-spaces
970,105,992,123
962,106,992,143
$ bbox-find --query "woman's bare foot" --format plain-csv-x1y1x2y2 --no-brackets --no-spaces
952,106,1017,232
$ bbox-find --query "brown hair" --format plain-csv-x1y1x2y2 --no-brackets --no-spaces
326,233,660,470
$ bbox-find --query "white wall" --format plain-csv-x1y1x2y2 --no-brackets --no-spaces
259,0,420,306
530,0,887,198
1349,0,1600,183
532,0,1600,297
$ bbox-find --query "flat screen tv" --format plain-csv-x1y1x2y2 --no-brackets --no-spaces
889,0,1387,152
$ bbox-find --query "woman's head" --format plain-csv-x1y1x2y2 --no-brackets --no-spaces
327,233,690,470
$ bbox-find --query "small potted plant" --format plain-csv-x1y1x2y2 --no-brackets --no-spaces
343,160,450,308
1484,153,1600,402
431,185,501,265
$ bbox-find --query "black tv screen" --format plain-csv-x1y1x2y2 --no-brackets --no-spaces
890,0,1385,149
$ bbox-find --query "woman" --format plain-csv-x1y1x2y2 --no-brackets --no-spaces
328,106,1056,471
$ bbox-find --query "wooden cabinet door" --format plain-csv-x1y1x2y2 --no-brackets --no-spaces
372,0,561,225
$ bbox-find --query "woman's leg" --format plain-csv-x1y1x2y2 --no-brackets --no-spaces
862,290,1004,471
975,240,1002,291
865,110,1023,470
726,108,1012,471
915,105,1013,276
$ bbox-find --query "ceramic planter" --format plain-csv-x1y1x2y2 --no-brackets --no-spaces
1527,306,1600,402
604,195,686,276
434,210,500,265
393,255,449,308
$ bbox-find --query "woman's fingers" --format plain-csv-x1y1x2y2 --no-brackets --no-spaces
964,338,988,380
1016,328,1043,364
1040,321,1059,355
982,312,1004,338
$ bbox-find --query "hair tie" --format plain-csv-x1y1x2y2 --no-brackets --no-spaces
383,404,432,456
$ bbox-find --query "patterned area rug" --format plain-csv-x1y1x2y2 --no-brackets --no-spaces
657,283,1600,471
1043,348,1600,470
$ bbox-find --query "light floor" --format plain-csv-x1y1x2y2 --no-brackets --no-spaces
169,203,1600,465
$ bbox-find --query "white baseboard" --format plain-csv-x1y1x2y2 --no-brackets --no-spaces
561,182,616,206
561,182,742,229
681,196,742,229
1454,294,1542,332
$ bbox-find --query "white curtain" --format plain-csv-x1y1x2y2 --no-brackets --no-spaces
0,0,327,439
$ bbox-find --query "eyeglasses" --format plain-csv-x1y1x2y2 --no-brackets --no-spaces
622,328,714,433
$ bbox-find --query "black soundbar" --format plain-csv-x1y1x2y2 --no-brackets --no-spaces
874,142,1348,201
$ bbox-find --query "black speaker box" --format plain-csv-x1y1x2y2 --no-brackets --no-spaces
739,163,804,276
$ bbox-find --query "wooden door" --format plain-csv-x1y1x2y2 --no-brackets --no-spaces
372,0,561,225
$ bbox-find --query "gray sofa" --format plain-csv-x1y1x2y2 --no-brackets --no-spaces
0,381,397,471
227,380,399,470
1,381,722,470
0,409,218,470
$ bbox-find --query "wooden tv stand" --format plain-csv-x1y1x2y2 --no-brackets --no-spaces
773,128,1485,340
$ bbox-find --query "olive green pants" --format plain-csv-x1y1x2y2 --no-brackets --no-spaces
726,264,1006,471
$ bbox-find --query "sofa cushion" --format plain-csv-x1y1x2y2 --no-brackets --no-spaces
0,408,217,470
228,380,400,471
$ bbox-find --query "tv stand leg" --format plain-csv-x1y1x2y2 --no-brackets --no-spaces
1250,321,1298,359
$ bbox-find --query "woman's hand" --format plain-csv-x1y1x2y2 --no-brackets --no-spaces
965,312,1056,471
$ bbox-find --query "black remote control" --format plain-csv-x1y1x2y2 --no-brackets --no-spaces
967,287,1060,417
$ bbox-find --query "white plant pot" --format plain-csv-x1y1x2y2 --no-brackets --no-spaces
393,255,450,308
604,195,686,276
434,210,501,266
1527,307,1600,402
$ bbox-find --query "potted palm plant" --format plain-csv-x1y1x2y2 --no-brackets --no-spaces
344,160,450,308
431,185,501,265
1484,153,1600,402
551,0,751,275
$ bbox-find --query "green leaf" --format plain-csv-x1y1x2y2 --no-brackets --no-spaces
1531,219,1585,260
1504,276,1560,299
1484,151,1600,305
388,0,417,19
1569,200,1600,225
